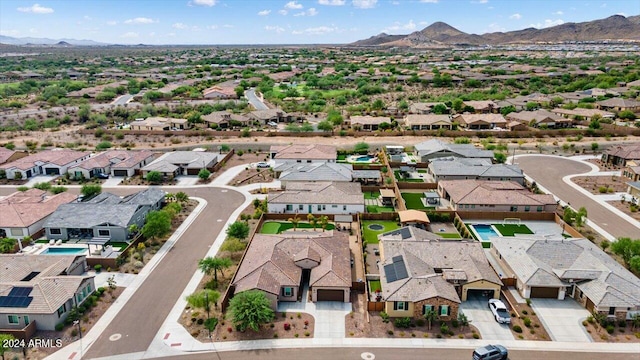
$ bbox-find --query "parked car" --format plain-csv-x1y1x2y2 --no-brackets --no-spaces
256,162,270,168
96,173,110,179
472,344,508,360
267,121,278,127
488,299,511,324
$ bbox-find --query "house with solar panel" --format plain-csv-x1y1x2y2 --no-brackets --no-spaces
377,227,502,320
0,254,94,334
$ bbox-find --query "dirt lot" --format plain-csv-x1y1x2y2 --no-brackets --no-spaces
582,319,640,343
207,153,257,182
572,175,628,194
606,200,640,222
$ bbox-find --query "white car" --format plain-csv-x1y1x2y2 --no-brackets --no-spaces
488,299,511,324
256,162,270,168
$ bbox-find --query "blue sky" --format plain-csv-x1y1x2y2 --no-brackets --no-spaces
0,0,638,44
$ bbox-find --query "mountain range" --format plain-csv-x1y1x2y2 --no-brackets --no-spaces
0,35,108,46
351,14,640,47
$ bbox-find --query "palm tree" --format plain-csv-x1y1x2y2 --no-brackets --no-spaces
175,192,189,203
288,214,300,230
0,238,17,254
198,257,232,285
307,214,317,230
319,216,329,232
458,312,470,331
165,193,176,202
424,309,438,330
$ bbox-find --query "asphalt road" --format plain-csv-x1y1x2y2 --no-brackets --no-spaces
82,187,245,359
144,347,639,360
516,155,639,239
246,88,268,110
111,94,134,105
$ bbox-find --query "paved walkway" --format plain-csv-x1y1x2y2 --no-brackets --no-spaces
210,163,249,185
530,299,592,342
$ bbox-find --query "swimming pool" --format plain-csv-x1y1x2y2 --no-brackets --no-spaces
470,224,500,241
41,247,87,255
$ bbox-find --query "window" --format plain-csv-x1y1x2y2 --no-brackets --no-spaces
8,315,19,324
609,307,615,315
10,228,23,236
50,228,62,235
471,204,475,209
422,304,433,314
537,206,543,212
510,206,518,212
297,160,302,163
286,205,293,211
439,305,449,316
307,160,312,163
98,229,110,237
298,205,303,210
524,206,530,212
57,304,66,317
332,205,338,208
343,205,347,211
394,301,408,311
282,287,293,297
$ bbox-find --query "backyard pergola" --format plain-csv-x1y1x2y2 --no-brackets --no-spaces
398,210,430,228
380,189,396,206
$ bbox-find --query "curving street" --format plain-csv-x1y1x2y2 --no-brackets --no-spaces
516,155,639,239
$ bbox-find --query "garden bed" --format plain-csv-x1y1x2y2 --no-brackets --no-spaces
211,311,315,342
572,175,627,194
502,291,551,341
581,316,640,343
606,200,640,222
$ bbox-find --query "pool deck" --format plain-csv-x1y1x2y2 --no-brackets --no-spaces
466,220,564,238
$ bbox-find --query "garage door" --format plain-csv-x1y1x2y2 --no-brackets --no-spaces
44,168,60,175
466,289,495,299
530,287,559,298
113,170,128,177
317,289,344,302
186,168,200,175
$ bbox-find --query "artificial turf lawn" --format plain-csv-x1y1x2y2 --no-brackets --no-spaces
401,192,430,210
493,224,534,236
364,191,381,200
361,220,400,244
369,280,381,293
366,205,396,213
260,221,335,234
436,233,462,239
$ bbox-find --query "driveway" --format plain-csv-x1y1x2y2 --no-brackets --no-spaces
530,298,592,342
459,295,514,341
102,176,124,186
24,175,58,187
246,88,268,110
175,176,200,186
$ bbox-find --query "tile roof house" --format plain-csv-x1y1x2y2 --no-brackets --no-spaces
622,161,640,182
129,116,191,131
141,151,219,178
268,182,364,215
67,150,155,179
453,113,507,130
597,98,640,113
231,231,351,309
378,227,502,320
0,150,91,180
428,158,525,185
409,102,447,114
414,139,494,163
44,188,165,242
0,189,77,241
270,144,337,166
276,162,352,185
491,237,640,320
202,85,238,99
201,111,251,129
248,109,292,124
462,100,498,114
551,108,615,122
0,148,28,165
348,115,391,131
438,180,556,213
0,254,95,331
403,114,452,130
602,144,640,167
506,109,572,128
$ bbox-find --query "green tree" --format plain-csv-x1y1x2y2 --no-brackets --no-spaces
288,214,300,230
141,210,172,240
458,312,470,331
227,290,275,332
226,221,250,240
234,86,245,98
494,152,507,164
432,104,448,114
424,308,438,330
0,333,16,360
0,238,17,253
319,215,329,232
198,168,211,180
317,120,334,132
198,256,233,285
575,207,588,227
175,191,189,202
186,289,221,310
591,142,599,152
220,144,231,153
146,171,163,184
618,110,637,120
611,237,640,269
307,214,317,230
563,207,576,225
137,242,146,264
78,104,91,122
354,142,369,154
500,105,516,116
81,184,102,199
327,109,343,126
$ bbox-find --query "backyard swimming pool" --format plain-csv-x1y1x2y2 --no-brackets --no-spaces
41,247,88,255
470,224,500,241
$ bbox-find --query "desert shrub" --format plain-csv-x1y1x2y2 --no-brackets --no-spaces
205,318,218,331
473,333,480,339
440,323,449,334
387,330,394,335
606,325,615,334
394,317,412,328
416,319,425,327
523,317,532,327
197,318,204,325
513,325,523,333
55,323,64,331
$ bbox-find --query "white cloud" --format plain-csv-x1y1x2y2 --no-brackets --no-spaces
318,0,345,5
258,9,271,16
530,19,565,29
149,32,156,37
167,32,176,37
206,25,219,30
223,24,234,28
382,20,417,34
470,0,488,3
285,1,304,9
553,10,563,15
0,29,20,36
191,0,216,6
278,9,288,15
106,20,118,26
294,26,338,35
391,1,400,4
83,15,92,20
265,25,285,33
124,17,156,25
172,22,188,29
509,13,521,20
617,12,627,17
294,8,319,16
17,3,54,14
121,32,139,38
353,0,377,9
420,0,439,3
600,3,607,8
419,21,428,26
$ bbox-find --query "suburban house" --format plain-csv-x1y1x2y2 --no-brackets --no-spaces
551,108,615,122
506,121,529,131
202,85,237,99
498,93,555,111
409,102,447,114
506,109,572,128
0,150,91,180
347,115,391,131
602,144,640,167
44,188,165,242
267,182,364,215
462,100,498,113
428,158,525,184
231,231,351,309
0,189,77,241
248,109,292,124
453,114,507,130
129,116,191,131
627,181,640,199
438,180,556,212
141,151,219,178
0,148,28,165
622,161,640,182
201,111,251,129
414,139,494,163
403,114,452,130
270,144,336,166
597,98,640,113
0,254,95,332
377,227,502,320
491,237,640,320
276,162,381,187
67,150,155,179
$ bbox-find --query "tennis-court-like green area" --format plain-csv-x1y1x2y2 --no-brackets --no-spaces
493,224,534,236
260,221,335,234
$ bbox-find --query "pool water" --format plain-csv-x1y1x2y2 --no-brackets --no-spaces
41,247,87,255
471,224,500,241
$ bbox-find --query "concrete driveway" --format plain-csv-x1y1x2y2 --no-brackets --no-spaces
530,298,592,342
459,295,514,341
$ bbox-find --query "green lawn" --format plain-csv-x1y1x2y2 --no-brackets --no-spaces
260,221,335,234
369,280,381,293
364,191,380,200
437,233,462,239
362,220,400,244
401,192,429,210
35,239,50,244
337,154,347,161
366,205,395,213
493,224,534,236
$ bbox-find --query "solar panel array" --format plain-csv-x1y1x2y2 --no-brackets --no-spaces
384,256,409,283
0,287,34,308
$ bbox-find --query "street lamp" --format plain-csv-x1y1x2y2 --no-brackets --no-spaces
73,319,83,358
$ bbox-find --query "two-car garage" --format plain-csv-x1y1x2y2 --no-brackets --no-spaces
316,289,346,302
530,286,560,298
